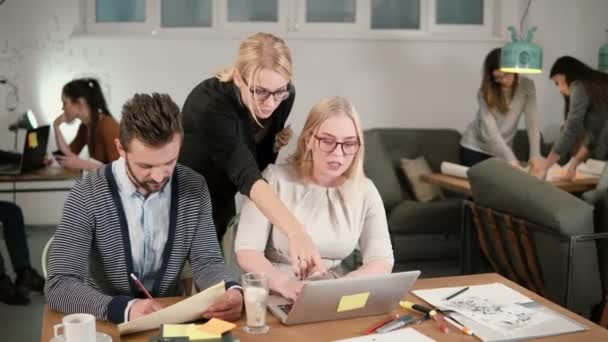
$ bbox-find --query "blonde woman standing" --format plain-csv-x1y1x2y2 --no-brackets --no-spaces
235,97,394,300
180,32,323,278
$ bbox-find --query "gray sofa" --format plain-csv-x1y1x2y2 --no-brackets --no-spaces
363,128,541,278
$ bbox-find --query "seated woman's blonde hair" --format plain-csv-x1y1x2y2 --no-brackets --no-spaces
289,96,365,182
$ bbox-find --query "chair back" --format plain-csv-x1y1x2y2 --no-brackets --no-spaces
41,236,54,279
467,158,604,317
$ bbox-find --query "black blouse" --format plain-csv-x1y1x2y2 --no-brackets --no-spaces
179,77,295,203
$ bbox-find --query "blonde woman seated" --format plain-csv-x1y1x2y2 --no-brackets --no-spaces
235,96,394,301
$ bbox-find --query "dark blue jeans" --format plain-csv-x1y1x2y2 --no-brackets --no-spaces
0,201,31,275
459,145,493,167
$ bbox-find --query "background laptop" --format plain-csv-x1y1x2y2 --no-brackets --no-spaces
0,125,50,175
268,270,421,325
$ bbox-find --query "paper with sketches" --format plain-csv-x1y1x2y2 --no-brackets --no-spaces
118,281,225,335
442,296,551,332
413,283,587,342
415,283,549,332
332,327,436,342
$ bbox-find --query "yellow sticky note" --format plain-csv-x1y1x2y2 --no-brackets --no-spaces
163,324,220,340
27,132,38,149
336,292,370,312
198,318,236,335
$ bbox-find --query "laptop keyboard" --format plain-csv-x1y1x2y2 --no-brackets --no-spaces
278,304,293,314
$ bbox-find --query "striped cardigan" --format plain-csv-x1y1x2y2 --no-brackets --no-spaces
45,163,237,324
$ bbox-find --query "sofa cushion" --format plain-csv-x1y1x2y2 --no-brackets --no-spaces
468,158,594,235
388,199,462,235
363,130,404,210
391,234,460,262
401,157,444,202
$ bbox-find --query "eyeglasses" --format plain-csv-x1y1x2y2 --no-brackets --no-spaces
314,135,360,155
248,84,291,103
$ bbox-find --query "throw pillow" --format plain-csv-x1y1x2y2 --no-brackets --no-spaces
401,157,444,202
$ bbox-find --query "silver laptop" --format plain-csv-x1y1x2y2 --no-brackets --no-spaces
267,270,420,325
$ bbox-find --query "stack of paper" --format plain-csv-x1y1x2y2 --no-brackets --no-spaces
118,282,226,335
577,159,606,176
439,161,598,181
332,327,436,342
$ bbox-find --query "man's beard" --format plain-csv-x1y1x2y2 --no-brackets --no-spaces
125,157,169,194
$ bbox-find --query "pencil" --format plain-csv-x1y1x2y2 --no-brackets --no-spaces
443,315,474,335
444,286,469,300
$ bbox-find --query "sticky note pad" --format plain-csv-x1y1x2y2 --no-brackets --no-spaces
162,324,221,341
27,132,38,149
198,318,236,335
337,292,370,312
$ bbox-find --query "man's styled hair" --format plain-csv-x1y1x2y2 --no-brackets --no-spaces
119,93,182,150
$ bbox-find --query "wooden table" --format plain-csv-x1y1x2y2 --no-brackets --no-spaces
0,166,81,183
40,273,608,342
0,166,80,201
420,173,598,197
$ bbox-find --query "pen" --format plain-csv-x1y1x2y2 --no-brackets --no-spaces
130,273,156,301
363,313,399,334
443,315,474,335
375,314,415,333
444,286,469,301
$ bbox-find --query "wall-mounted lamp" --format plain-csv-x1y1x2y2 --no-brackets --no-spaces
9,110,38,131
0,76,19,112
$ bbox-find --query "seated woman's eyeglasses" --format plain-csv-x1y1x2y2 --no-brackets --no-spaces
314,135,360,155
249,87,291,103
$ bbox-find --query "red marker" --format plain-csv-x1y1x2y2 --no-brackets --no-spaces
363,313,399,334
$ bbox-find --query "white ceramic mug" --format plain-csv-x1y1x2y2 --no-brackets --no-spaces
53,313,96,342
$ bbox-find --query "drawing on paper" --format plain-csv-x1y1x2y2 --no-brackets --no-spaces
443,296,549,331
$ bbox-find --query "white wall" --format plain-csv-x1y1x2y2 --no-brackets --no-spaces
0,0,607,225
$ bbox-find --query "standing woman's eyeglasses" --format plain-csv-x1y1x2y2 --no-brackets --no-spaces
246,82,291,103
314,136,360,155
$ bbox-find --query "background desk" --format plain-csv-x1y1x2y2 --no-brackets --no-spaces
420,173,598,197
0,166,81,191
40,273,608,342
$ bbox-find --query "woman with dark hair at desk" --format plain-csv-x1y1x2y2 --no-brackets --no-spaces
0,201,45,305
53,78,120,171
